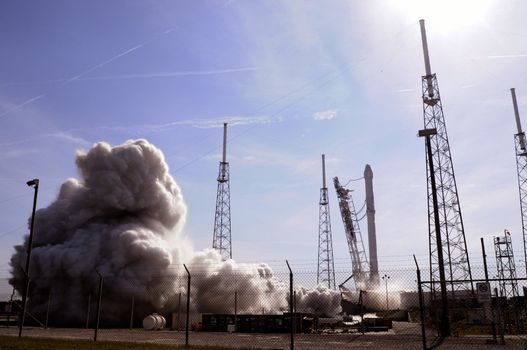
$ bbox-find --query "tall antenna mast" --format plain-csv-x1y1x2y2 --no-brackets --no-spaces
419,19,473,296
511,88,527,275
212,123,232,260
317,154,336,289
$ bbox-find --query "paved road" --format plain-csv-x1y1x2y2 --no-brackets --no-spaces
1,322,526,349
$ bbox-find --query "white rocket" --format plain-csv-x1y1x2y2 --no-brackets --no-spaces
364,164,380,288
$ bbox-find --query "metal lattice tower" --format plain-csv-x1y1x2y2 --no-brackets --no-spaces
494,230,519,298
333,176,369,290
317,154,336,289
510,88,527,277
212,123,232,260
419,20,473,295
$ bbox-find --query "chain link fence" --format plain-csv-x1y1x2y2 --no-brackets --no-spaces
2,264,527,349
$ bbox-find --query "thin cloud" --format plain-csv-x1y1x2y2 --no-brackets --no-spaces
487,54,527,59
313,109,338,121
0,148,42,160
205,149,344,175
0,67,260,87
46,132,91,146
0,131,90,148
98,115,283,134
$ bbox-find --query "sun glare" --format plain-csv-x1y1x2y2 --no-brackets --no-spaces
393,0,492,33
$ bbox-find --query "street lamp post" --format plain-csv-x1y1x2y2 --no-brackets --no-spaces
382,274,390,311
18,178,39,338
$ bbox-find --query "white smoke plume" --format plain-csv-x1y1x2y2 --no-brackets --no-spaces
187,249,288,314
9,139,340,326
187,249,341,317
10,140,188,324
295,285,342,316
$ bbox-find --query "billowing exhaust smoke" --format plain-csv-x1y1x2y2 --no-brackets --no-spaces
10,140,189,324
9,139,340,326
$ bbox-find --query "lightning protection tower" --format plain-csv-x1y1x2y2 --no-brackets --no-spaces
494,230,519,298
419,19,473,295
317,154,336,289
212,123,232,260
510,88,527,276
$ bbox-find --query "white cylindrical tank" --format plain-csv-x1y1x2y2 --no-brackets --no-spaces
143,313,166,330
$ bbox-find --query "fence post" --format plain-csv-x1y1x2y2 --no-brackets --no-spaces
494,287,505,345
177,292,181,331
94,271,103,342
184,264,191,347
7,286,15,328
234,270,238,331
414,255,427,350
293,290,296,313
45,290,51,329
85,294,91,329
359,290,365,334
286,260,294,350
480,238,497,342
129,295,135,330
234,290,238,331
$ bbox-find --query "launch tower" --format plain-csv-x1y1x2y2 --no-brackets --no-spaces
317,154,336,289
510,88,527,276
419,19,473,294
212,123,232,260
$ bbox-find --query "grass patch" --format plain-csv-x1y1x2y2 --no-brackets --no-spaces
0,335,249,350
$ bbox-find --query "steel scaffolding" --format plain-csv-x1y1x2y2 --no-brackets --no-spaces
334,177,369,290
494,230,519,298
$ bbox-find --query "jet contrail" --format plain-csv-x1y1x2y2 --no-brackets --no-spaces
67,44,147,83
0,67,259,87
0,131,89,148
0,94,47,118
97,115,280,134
80,67,259,81
0,27,177,119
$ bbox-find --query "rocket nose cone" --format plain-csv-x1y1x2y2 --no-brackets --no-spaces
364,164,373,177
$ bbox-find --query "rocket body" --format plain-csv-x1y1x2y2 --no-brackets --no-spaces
364,164,380,288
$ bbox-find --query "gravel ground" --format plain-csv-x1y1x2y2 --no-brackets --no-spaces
1,322,526,349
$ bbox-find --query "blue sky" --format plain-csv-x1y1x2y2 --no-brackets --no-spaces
1,0,527,281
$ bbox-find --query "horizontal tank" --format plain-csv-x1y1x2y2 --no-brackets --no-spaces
143,313,166,330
